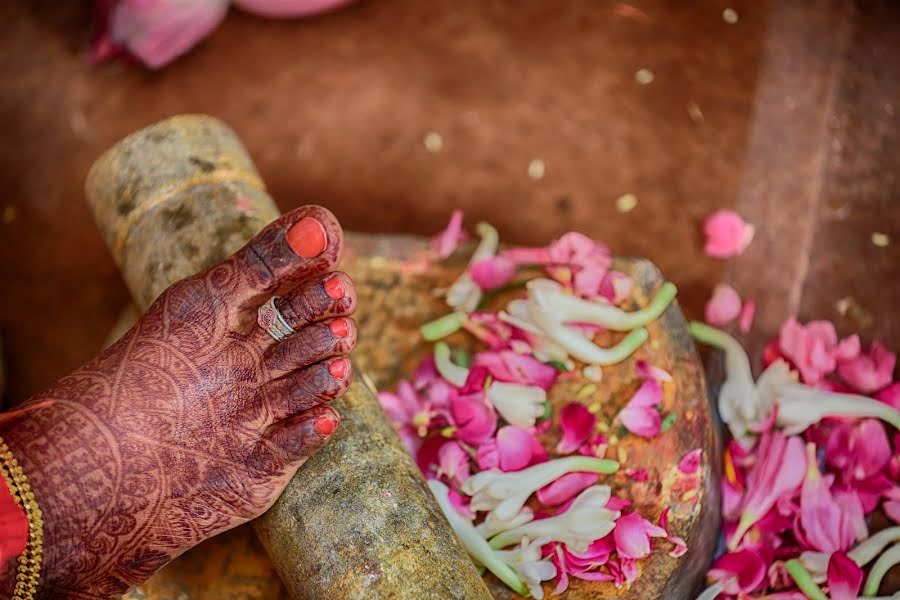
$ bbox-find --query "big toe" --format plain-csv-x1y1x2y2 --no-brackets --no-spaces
227,205,344,305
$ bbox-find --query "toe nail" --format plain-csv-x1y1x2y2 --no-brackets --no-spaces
328,357,349,380
286,216,327,258
315,414,338,437
324,274,345,300
329,318,350,338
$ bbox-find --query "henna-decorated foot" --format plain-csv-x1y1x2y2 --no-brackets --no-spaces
0,207,357,599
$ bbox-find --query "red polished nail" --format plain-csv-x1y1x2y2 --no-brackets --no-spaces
329,318,350,338
324,274,345,300
329,357,349,380
315,414,338,437
286,216,327,258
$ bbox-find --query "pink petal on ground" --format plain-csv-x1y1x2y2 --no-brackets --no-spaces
598,271,633,304
556,403,597,454
705,284,742,326
659,508,689,557
536,472,600,506
678,449,703,475
107,0,230,69
620,558,639,586
495,425,535,471
233,0,355,18
548,232,611,265
475,439,498,470
614,512,665,559
429,210,467,258
606,496,633,511
450,393,497,444
473,350,558,389
825,419,890,483
778,318,846,385
731,432,806,549
618,380,663,438
885,500,900,523
703,209,755,258
738,300,756,333
826,552,863,600
635,360,673,382
416,435,448,475
470,256,517,291
578,433,609,458
448,487,475,519
876,382,900,410
436,441,470,487
572,263,607,298
799,444,854,553
571,570,615,582
837,340,897,394
626,468,649,482
552,544,570,594
709,549,767,594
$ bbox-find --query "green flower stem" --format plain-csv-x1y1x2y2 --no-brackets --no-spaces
420,312,466,341
863,542,900,596
784,559,829,600
434,342,469,387
428,480,529,597
849,526,900,566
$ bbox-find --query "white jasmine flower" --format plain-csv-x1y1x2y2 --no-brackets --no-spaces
488,485,620,553
462,456,619,521
496,536,557,599
487,382,546,428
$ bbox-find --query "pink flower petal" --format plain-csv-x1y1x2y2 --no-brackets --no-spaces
613,512,660,559
556,403,597,454
470,256,517,291
475,440,498,470
799,443,858,553
618,380,663,438
552,544,570,594
626,468,649,482
416,435,448,475
635,360,672,382
495,425,535,471
233,0,355,18
738,300,756,333
598,271,633,304
473,351,558,390
577,433,609,458
678,449,703,475
536,472,600,506
731,432,806,549
436,441,470,488
825,419,891,483
606,496,633,512
572,263,607,298
703,209,755,258
430,209,467,259
826,552,863,600
705,284,742,326
709,549,767,594
104,0,230,69
448,487,475,519
450,393,497,444
876,382,900,410
885,499,900,524
778,318,860,385
837,340,896,394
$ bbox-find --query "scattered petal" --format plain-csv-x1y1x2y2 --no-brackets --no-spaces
705,283,742,326
618,380,663,438
703,209,755,258
536,472,600,507
738,300,756,333
678,449,703,475
430,209,467,258
557,403,597,454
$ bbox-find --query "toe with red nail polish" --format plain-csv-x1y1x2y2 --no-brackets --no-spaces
329,357,349,380
315,414,338,437
324,275,345,300
287,216,328,258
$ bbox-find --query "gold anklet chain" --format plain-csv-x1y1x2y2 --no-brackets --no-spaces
0,437,42,600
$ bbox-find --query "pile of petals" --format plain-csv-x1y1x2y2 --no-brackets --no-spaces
691,319,900,599
379,215,683,598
